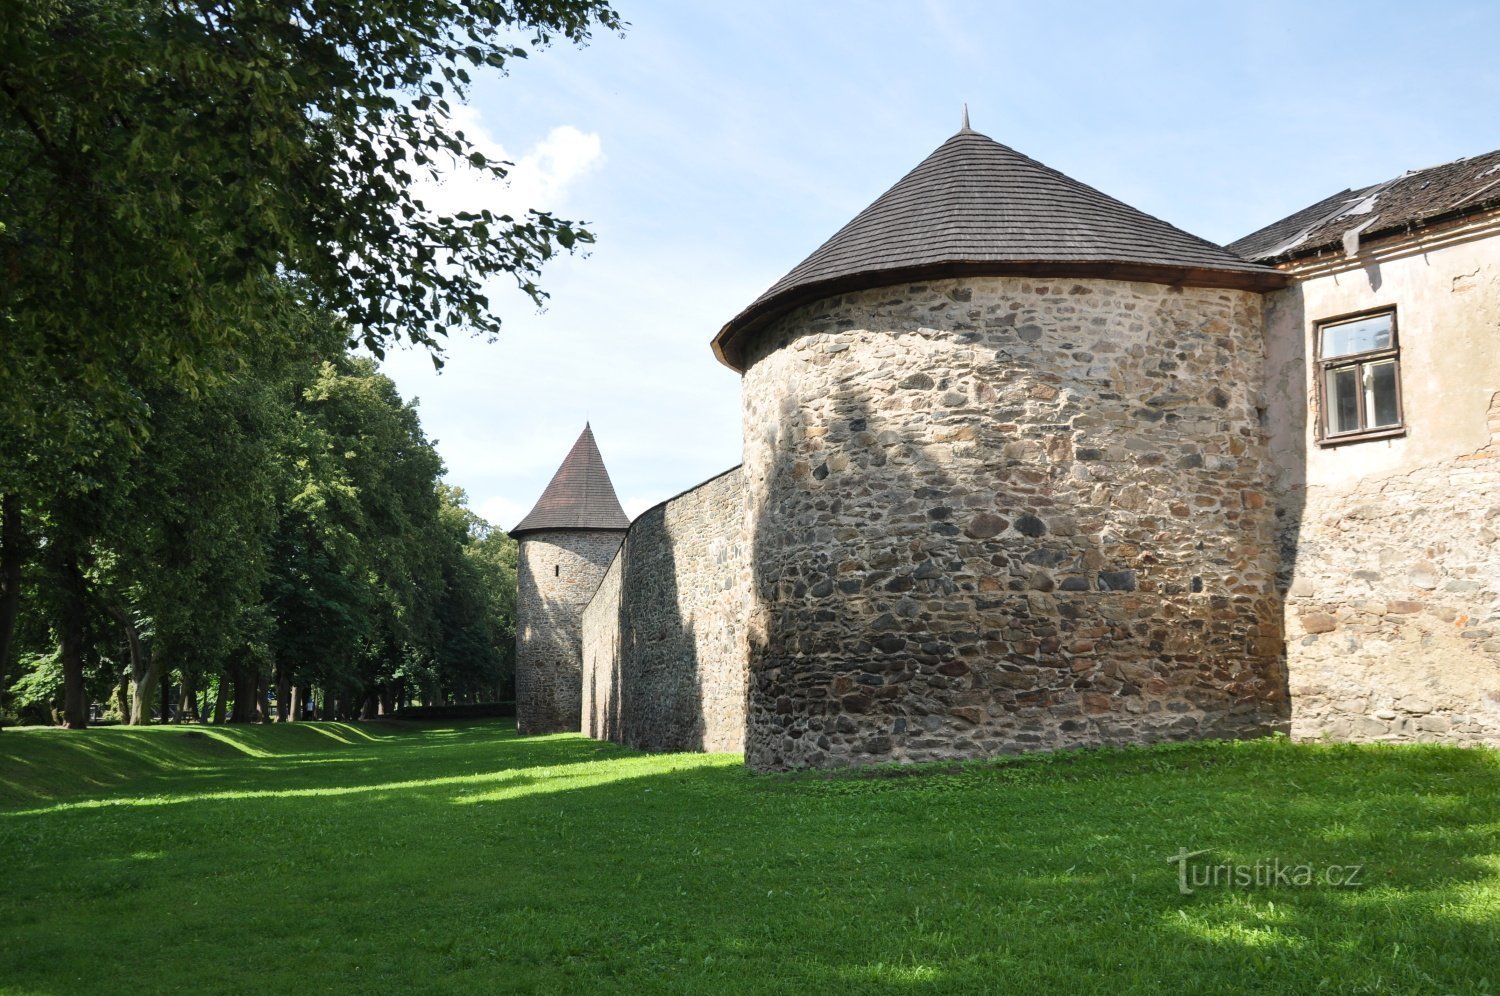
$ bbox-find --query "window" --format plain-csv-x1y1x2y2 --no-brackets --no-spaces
554,565,560,577
1316,309,1403,443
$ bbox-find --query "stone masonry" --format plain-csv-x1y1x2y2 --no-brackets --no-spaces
582,468,751,753
1259,226,1500,745
1281,392,1500,743
515,530,624,734
738,277,1288,769
514,129,1499,773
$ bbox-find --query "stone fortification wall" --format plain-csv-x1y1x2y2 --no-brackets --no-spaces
739,276,1288,771
581,468,750,752
515,530,625,735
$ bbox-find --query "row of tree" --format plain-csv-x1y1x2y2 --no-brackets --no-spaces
1,0,622,726
2,313,518,727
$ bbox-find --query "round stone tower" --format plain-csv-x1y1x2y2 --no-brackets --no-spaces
510,424,629,735
713,124,1291,771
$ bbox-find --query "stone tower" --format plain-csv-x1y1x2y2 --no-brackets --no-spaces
511,424,630,735
713,125,1293,770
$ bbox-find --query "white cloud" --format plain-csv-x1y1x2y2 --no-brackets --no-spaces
415,106,604,221
375,105,746,540
475,495,531,533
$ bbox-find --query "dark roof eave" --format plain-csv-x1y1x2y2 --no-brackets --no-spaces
711,258,1286,372
508,523,631,541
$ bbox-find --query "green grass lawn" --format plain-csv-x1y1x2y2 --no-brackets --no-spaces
1,722,1496,994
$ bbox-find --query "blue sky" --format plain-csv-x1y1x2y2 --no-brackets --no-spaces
376,0,1500,529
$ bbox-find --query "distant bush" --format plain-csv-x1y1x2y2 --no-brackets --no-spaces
390,702,515,721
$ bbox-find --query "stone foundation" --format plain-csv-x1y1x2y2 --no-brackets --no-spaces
739,276,1289,771
581,468,750,752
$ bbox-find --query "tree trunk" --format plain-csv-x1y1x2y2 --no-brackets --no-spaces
287,685,303,722
0,494,22,728
211,670,228,724
360,691,378,720
130,652,160,724
159,669,171,723
275,664,291,722
255,671,269,723
228,660,258,723
378,684,393,717
177,669,198,723
57,552,88,729
115,671,130,720
108,607,159,726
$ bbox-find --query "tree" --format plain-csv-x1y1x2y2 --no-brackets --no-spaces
430,488,517,703
2,0,618,726
99,366,286,725
265,352,447,720
1,0,622,439
0,494,25,726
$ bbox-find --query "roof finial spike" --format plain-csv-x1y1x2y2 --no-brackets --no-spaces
961,102,970,131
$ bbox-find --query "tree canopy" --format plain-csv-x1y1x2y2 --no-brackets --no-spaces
0,0,620,726
6,326,521,726
1,0,620,444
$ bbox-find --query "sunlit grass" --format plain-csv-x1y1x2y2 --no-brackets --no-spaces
0,722,1496,993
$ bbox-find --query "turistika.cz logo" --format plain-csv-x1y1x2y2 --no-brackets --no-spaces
1167,848,1364,895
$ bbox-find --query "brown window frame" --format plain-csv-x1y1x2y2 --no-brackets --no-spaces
1314,307,1405,446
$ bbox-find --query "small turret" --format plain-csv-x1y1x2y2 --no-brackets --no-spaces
511,424,629,734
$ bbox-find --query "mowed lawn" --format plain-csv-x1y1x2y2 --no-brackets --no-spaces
1,722,1497,994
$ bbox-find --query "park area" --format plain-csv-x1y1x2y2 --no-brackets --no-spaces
1,722,1497,993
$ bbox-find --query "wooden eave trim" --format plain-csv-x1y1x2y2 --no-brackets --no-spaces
507,524,631,541
710,259,1286,372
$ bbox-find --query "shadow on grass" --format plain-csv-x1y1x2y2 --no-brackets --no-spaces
0,731,1495,993
0,720,619,807
451,740,1499,992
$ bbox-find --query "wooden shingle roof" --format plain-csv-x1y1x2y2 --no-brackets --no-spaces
509,424,630,537
1229,147,1500,263
713,127,1283,370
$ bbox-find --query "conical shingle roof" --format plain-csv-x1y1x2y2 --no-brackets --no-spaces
713,127,1284,369
509,424,630,537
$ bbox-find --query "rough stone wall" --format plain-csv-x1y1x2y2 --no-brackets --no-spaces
740,276,1288,771
1266,232,1500,743
581,468,750,752
515,530,625,735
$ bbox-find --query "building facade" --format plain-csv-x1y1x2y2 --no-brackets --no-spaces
513,129,1500,770
1232,152,1500,746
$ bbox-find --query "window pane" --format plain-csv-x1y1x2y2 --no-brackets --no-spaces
1326,366,1360,434
1322,314,1392,358
1365,360,1400,427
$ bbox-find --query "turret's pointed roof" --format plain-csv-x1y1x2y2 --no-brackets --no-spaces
509,424,630,537
713,126,1283,369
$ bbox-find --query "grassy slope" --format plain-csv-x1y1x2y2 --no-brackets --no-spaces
0,723,1496,994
